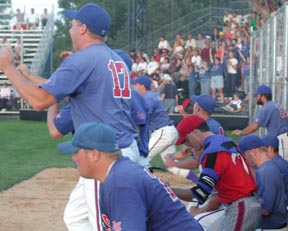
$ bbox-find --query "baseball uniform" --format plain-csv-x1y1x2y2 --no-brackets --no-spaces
100,156,204,231
255,101,288,159
42,45,139,231
191,135,262,231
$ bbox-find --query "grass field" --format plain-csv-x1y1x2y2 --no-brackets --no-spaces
0,120,74,191
0,120,239,192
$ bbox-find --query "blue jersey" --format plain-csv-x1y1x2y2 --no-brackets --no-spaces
206,118,225,136
210,63,224,76
100,157,203,231
243,61,250,77
271,155,288,196
241,41,250,58
40,44,136,148
255,101,288,136
256,160,287,229
131,88,149,157
198,65,210,79
142,90,173,132
53,102,74,136
189,70,196,82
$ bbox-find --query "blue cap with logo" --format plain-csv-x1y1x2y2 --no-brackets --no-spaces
253,84,272,97
58,121,119,154
238,134,265,153
64,3,110,37
131,75,152,90
191,94,216,113
262,134,279,148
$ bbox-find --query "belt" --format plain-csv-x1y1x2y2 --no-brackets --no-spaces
152,124,173,133
226,192,256,205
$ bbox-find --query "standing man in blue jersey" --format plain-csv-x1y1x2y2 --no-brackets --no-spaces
0,3,141,231
232,84,288,160
131,75,188,176
58,121,204,231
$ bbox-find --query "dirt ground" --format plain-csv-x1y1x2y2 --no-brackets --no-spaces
0,167,194,231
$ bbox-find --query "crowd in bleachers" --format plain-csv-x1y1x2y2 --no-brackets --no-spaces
128,0,288,113
8,7,49,30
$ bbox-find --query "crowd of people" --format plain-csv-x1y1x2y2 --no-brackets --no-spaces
9,7,49,30
128,0,288,114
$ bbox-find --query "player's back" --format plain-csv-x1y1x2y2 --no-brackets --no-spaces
41,44,137,148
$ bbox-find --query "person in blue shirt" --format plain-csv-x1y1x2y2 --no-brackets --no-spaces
209,47,225,102
238,135,288,230
58,121,204,231
262,134,288,197
232,84,288,160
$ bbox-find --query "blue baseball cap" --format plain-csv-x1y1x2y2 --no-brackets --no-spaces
114,49,132,71
58,122,119,154
191,94,216,113
64,3,110,37
262,134,279,148
238,134,265,153
253,84,272,97
131,75,152,90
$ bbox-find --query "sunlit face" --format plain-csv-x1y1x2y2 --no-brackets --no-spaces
69,19,84,52
72,149,94,178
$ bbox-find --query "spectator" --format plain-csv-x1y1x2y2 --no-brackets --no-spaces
209,47,224,102
238,135,288,230
26,8,39,29
238,48,250,94
223,10,232,25
158,35,171,52
14,8,25,30
160,56,170,74
0,82,12,111
136,56,148,76
191,48,202,67
250,11,258,31
41,8,49,29
161,74,178,114
226,51,238,97
196,33,205,50
185,34,197,49
198,60,211,94
230,11,241,32
146,55,159,77
222,92,243,113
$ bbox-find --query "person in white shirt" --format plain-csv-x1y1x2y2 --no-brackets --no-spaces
136,57,148,76
26,8,39,29
185,34,197,49
147,56,159,76
0,82,11,111
158,35,171,51
223,10,232,25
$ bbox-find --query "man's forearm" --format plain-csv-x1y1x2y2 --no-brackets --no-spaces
4,66,56,111
172,188,194,201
